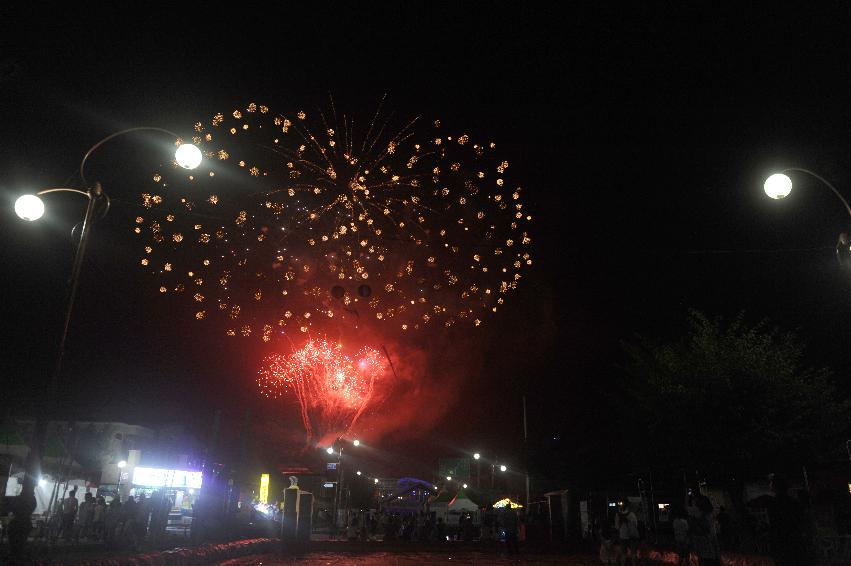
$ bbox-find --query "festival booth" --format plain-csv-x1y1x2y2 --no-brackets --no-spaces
431,487,480,526
381,477,434,515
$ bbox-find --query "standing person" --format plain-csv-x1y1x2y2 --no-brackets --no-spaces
104,498,122,547
436,517,446,542
672,505,690,566
499,505,520,555
689,495,720,566
92,496,106,540
716,506,732,551
121,495,137,549
60,489,79,540
599,523,617,565
135,493,150,548
78,492,95,540
766,475,805,566
616,504,640,566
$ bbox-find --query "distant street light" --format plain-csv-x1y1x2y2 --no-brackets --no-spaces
500,465,507,472
116,460,128,495
326,446,335,455
463,483,468,489
353,439,360,447
356,470,362,476
374,478,379,484
473,452,481,488
446,476,452,481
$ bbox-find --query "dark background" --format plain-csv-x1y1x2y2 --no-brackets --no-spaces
2,4,851,481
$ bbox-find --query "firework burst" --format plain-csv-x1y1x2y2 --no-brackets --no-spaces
258,339,387,446
136,99,532,340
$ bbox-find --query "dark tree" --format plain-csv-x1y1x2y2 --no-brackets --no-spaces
622,310,850,478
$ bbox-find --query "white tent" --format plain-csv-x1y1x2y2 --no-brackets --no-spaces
431,488,480,526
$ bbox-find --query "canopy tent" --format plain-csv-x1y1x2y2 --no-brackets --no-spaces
431,487,481,525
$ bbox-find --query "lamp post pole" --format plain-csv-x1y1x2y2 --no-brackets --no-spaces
9,130,201,559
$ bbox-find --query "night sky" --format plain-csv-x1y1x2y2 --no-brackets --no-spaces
3,5,851,480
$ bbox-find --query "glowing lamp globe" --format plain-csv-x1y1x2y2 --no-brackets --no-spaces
374,478,379,484
500,465,507,472
473,453,481,460
15,194,45,221
353,439,360,447
175,143,202,169
356,470,362,476
326,447,334,455
764,173,792,199
117,460,127,468
446,476,452,481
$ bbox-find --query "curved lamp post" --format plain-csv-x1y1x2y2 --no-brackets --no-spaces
9,127,200,557
764,168,851,265
764,168,851,217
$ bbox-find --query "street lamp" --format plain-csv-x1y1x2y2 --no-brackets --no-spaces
764,168,851,266
353,439,360,447
764,168,851,216
10,127,200,557
116,460,127,497
500,465,508,472
473,452,481,488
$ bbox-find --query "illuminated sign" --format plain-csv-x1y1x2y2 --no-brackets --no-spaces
493,498,523,509
131,467,203,489
259,473,270,504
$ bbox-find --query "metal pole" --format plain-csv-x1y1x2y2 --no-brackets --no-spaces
14,184,101,559
333,446,343,535
523,395,530,510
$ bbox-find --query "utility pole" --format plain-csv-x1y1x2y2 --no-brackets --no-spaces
523,395,530,510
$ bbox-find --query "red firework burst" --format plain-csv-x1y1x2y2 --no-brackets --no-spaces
258,339,387,445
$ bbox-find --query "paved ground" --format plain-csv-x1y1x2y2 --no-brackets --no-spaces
220,550,660,565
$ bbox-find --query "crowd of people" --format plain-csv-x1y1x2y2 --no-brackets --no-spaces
34,487,174,550
596,478,813,566
327,506,523,552
597,496,721,566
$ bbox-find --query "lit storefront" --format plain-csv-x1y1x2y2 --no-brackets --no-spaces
130,466,203,516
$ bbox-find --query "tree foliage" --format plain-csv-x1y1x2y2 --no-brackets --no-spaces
622,310,850,476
